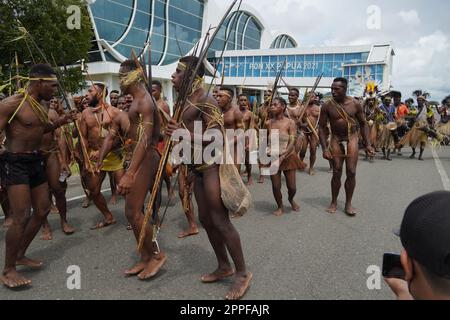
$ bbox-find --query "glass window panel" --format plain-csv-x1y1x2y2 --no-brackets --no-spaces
230,57,238,77
287,55,295,77
311,62,321,77
170,0,204,17
332,61,343,77
305,54,314,62
137,0,151,13
133,11,151,31
361,52,369,62
155,0,166,18
334,54,344,62
304,64,314,77
252,56,261,77
261,56,270,77
376,64,383,74
324,54,334,62
314,54,324,63
114,0,133,7
237,57,245,77
323,62,333,77
295,55,304,77
94,19,128,43
269,56,278,77
376,73,383,83
245,56,253,77
169,7,203,31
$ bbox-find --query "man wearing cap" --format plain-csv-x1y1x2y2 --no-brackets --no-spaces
385,191,450,300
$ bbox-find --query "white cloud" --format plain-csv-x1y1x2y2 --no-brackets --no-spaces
393,30,449,99
398,10,421,26
222,0,450,101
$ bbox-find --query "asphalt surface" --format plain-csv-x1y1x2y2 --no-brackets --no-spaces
1,146,449,300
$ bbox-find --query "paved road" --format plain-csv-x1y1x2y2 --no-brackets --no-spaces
1,146,449,300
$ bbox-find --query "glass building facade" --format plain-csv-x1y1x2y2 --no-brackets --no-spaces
88,0,204,65
270,34,296,49
214,52,383,81
209,10,262,54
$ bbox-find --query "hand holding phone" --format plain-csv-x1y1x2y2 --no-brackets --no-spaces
383,253,406,280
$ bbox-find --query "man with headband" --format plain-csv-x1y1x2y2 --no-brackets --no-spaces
114,59,167,280
0,64,77,288
166,56,252,300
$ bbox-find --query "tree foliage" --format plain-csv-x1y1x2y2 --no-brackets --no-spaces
0,0,93,94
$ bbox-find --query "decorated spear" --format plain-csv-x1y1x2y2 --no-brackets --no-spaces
137,0,240,252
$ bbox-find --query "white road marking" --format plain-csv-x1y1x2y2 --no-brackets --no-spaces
431,148,450,191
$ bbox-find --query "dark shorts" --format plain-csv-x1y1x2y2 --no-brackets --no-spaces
0,152,47,189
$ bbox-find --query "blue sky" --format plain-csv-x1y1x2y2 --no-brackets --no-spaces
223,0,450,102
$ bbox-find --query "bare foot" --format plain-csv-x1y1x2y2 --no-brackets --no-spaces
126,224,133,231
16,256,43,269
345,205,357,217
50,203,59,215
418,157,424,161
62,222,75,235
178,228,199,239
246,177,253,186
3,217,12,228
137,253,167,280
40,226,53,241
109,195,118,206
0,270,32,289
124,262,146,277
90,219,116,230
309,168,315,176
290,200,300,212
82,198,91,208
273,208,284,217
225,272,253,300
258,176,264,184
326,203,337,214
201,268,234,283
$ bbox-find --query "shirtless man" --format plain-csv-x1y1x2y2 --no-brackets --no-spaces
110,90,120,108
113,59,166,280
80,83,124,229
300,93,321,175
152,80,175,201
266,97,302,216
212,85,221,100
167,56,252,300
0,129,11,228
0,64,77,288
216,87,245,173
117,95,127,112
286,88,304,156
40,97,75,240
238,94,256,185
319,78,374,216
257,89,273,183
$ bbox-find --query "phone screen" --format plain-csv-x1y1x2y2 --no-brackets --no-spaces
382,253,406,280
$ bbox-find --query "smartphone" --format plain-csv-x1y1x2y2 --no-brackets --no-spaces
382,253,405,280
